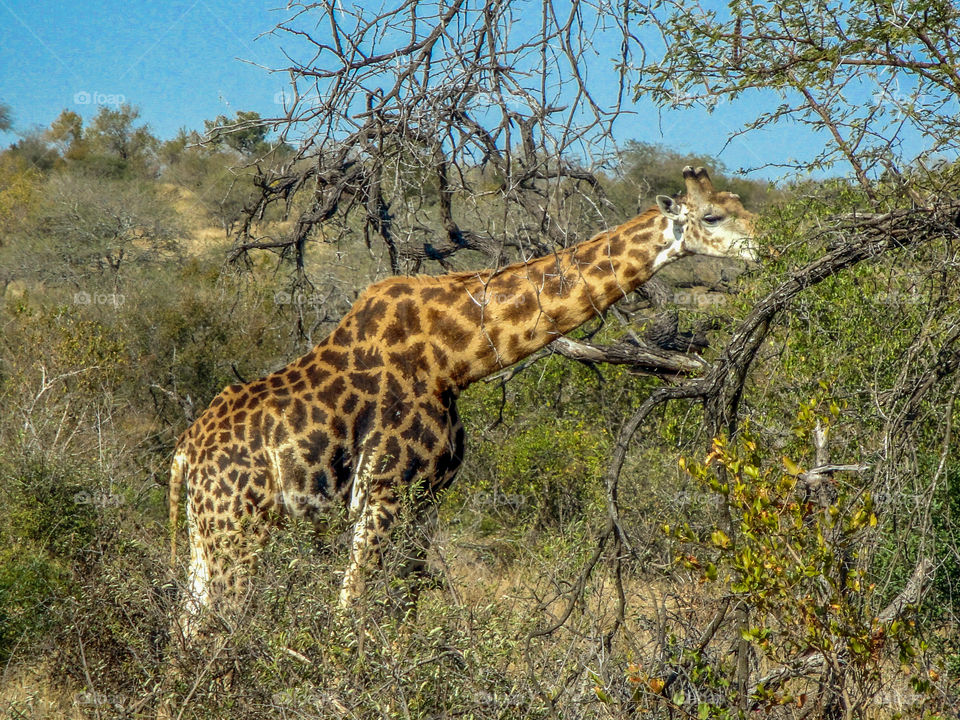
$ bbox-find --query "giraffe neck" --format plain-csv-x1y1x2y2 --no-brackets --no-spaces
430,207,682,388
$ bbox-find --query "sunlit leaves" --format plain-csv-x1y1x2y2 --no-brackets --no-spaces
663,412,919,708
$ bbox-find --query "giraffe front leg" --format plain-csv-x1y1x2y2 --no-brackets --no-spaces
339,480,398,608
386,496,444,617
176,501,212,641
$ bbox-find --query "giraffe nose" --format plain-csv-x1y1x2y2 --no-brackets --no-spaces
738,238,759,262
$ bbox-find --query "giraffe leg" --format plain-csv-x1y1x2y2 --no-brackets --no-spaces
390,421,464,615
391,420,465,614
388,501,439,618
176,504,256,641
339,503,374,607
162,505,218,718
339,487,399,607
338,419,463,610
164,506,258,720
338,446,402,607
177,500,212,641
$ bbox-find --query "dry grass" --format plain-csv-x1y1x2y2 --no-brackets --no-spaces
0,663,84,720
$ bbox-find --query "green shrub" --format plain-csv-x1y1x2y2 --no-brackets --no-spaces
0,454,99,663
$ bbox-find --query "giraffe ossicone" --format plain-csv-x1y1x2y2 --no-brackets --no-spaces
168,166,756,625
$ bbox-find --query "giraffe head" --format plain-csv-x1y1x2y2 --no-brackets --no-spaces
655,166,757,262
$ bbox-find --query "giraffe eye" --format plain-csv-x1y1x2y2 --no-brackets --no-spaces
702,214,724,225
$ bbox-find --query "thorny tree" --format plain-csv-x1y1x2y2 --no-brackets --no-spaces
636,0,960,185
218,0,960,716
539,1,958,716
234,0,638,276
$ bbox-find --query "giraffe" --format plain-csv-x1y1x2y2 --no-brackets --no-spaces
167,166,756,626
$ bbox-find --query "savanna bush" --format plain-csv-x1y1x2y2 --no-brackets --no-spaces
0,452,101,663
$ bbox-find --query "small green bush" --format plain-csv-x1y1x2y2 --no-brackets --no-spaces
0,454,99,663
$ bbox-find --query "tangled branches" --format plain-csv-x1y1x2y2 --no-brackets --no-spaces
524,198,960,716
232,0,641,274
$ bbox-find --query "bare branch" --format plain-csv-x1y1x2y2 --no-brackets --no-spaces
235,1,637,273
551,336,706,378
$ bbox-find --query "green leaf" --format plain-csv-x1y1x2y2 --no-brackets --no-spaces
710,529,730,548
783,456,801,475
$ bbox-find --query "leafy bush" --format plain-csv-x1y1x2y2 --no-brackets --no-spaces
637,416,940,718
0,454,99,663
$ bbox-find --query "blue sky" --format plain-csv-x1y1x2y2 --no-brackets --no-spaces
0,1,289,143
0,0,896,180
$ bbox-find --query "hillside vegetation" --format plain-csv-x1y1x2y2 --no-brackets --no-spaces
0,104,958,719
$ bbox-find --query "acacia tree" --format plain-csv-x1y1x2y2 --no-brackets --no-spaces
234,0,642,275
0,103,11,134
575,1,960,715
635,0,960,187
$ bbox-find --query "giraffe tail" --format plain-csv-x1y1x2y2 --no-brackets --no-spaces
169,449,187,568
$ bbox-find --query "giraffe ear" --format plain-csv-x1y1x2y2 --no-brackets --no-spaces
656,195,682,220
